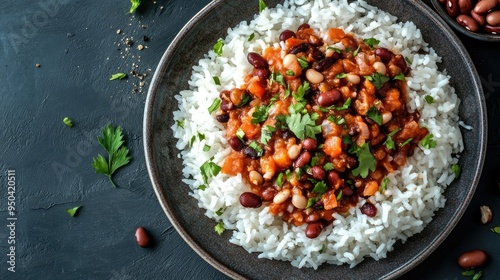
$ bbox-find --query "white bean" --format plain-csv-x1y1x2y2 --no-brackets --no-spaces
287,144,301,160
291,194,307,209
373,61,387,75
273,189,291,204
382,112,392,124
249,170,263,185
306,69,324,84
346,74,360,84
283,54,298,69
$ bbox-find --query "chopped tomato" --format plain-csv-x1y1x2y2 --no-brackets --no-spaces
323,190,338,210
247,79,266,99
322,136,342,158
328,28,345,41
221,152,244,175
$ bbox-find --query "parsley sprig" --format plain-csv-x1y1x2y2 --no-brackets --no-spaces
92,124,132,188
351,143,376,178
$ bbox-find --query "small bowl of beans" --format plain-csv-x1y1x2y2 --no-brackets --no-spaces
431,0,500,42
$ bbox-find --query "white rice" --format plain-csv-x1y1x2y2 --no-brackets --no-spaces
172,0,463,268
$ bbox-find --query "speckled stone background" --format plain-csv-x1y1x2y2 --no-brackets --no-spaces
0,0,499,279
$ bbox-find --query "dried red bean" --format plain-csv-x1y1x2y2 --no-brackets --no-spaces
247,52,268,69
360,202,377,217
458,249,488,269
305,213,320,223
473,0,497,14
484,24,500,34
327,171,341,188
253,68,270,80
293,151,311,168
314,57,336,72
317,90,341,107
279,29,296,41
374,47,394,63
471,10,486,26
446,0,460,18
239,192,262,208
457,14,480,32
302,138,317,151
220,99,234,111
341,186,354,196
458,0,473,14
297,23,310,31
261,188,276,201
305,222,323,238
289,43,309,54
310,166,326,180
486,11,500,26
228,136,244,151
135,227,151,248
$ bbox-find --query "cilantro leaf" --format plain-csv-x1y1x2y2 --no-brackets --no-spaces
260,125,275,145
380,177,389,193
451,164,461,177
399,138,413,147
252,105,269,124
366,106,382,125
176,120,185,129
213,39,224,56
333,98,351,111
276,172,284,187
215,221,225,235
323,162,334,171
365,73,390,89
353,45,360,56
286,112,321,140
203,144,211,152
129,0,141,13
335,73,346,79
327,115,345,125
63,117,73,127
212,76,221,85
384,128,401,150
393,73,406,81
327,46,341,53
200,160,222,184
249,141,264,157
92,124,132,188
236,128,245,141
208,99,221,114
286,70,295,76
293,81,310,102
351,143,376,179
297,56,309,69
319,244,326,254
424,95,435,104
110,73,127,80
66,206,82,217
248,33,255,41
363,38,380,48
312,181,327,194
492,227,500,234
198,185,207,191
472,271,483,280
336,190,343,200
420,133,437,149
237,93,251,107
405,56,412,65
215,208,224,216
306,197,320,208
259,0,266,12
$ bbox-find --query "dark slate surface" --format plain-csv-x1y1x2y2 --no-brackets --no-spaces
0,0,498,279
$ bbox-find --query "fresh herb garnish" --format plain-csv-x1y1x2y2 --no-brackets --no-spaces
393,73,406,81
420,133,437,149
364,73,390,89
333,98,351,111
363,38,380,48
286,112,322,140
129,0,141,13
384,128,401,150
200,160,221,184
336,190,343,200
342,134,353,145
92,124,131,188
215,221,225,235
297,56,309,69
319,244,326,254
327,115,345,125
323,162,334,171
260,125,275,145
405,56,412,65
472,271,483,280
248,33,255,41
312,181,327,194
462,269,476,277
215,208,224,216
286,70,295,76
259,0,267,12
288,102,306,114
249,141,264,157
327,46,341,53
236,128,245,141
380,177,389,193
366,106,382,125
451,164,461,177
351,143,376,179
491,226,500,234
203,144,211,152
252,105,269,124
238,93,251,107
198,185,207,191
66,206,82,217
189,135,196,147
176,120,185,129
110,73,127,80
213,39,224,56
399,138,413,147
293,81,310,102
198,132,206,141
208,99,221,114
63,117,73,127
213,76,221,85
353,45,360,56
276,172,284,187
306,196,320,208
424,95,435,104
335,73,346,79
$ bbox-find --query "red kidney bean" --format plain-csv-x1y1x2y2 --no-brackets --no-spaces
312,49,324,61
393,55,408,72
317,89,341,107
327,171,340,187
297,23,310,31
341,185,354,196
473,0,497,14
289,43,309,54
305,222,323,238
446,0,460,18
293,151,311,169
220,99,234,111
374,47,394,63
305,213,320,223
471,10,486,26
279,29,296,41
458,249,488,269
360,202,377,217
302,138,317,151
253,68,270,80
457,14,480,31
242,146,259,159
239,192,262,208
484,24,500,34
228,136,244,151
219,90,230,100
486,11,500,26
458,0,473,14
216,113,229,123
135,227,151,248
314,57,336,72
261,187,276,201
310,166,326,180
247,52,268,69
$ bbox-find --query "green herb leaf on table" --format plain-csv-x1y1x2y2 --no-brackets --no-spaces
110,73,127,80
208,99,221,114
66,206,82,217
92,124,131,188
462,269,476,277
420,133,437,149
63,117,73,127
363,38,380,48
129,0,141,13
424,95,435,104
215,221,225,235
384,128,401,150
351,143,376,179
366,106,382,125
200,160,222,184
259,0,267,12
491,226,500,234
364,73,390,89
472,271,483,280
213,39,224,56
